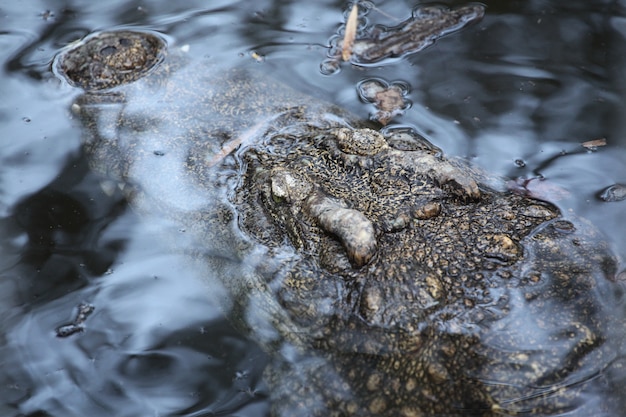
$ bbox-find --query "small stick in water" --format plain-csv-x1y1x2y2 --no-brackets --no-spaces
342,3,359,61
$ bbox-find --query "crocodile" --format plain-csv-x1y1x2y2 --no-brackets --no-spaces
54,27,625,417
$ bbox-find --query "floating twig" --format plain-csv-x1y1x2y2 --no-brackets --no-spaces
581,138,607,149
342,3,359,61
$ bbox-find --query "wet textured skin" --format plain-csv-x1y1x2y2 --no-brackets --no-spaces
55,30,625,417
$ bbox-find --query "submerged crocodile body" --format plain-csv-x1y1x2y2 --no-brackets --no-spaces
54,24,624,417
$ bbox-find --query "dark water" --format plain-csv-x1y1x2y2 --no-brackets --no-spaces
1,1,626,416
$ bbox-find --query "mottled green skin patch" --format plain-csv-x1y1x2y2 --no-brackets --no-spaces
57,30,624,417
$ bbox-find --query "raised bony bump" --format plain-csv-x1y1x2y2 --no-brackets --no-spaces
268,167,377,267
408,153,481,201
305,192,377,268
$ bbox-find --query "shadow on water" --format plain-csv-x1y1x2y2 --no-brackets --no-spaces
1,0,626,416
1,3,272,415
0,150,269,416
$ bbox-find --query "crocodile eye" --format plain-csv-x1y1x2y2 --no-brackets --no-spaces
332,127,387,156
270,173,293,203
271,193,285,204
268,168,312,204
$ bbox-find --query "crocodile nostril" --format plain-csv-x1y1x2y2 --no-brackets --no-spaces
100,45,117,56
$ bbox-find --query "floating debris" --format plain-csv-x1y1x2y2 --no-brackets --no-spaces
323,3,485,73
40,9,55,21
581,138,607,150
342,3,359,61
250,51,265,63
357,78,410,125
598,184,626,202
207,115,286,167
56,302,95,338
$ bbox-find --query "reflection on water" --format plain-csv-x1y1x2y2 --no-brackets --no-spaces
0,151,269,416
1,0,626,416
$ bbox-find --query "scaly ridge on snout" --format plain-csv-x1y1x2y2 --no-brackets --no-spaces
268,167,377,268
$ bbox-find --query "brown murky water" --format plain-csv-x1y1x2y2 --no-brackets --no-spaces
1,1,625,416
